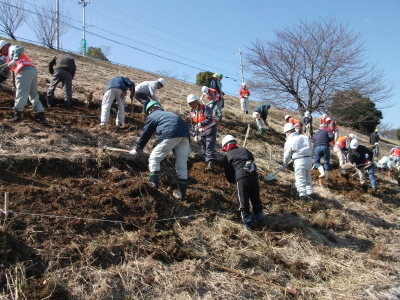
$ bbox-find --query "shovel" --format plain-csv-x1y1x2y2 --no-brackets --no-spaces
103,146,131,153
263,160,293,181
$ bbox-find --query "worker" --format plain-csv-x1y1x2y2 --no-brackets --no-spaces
134,78,165,114
284,114,301,133
348,139,377,192
200,86,222,121
99,76,135,127
333,135,353,168
239,82,250,114
187,94,217,170
376,156,394,171
0,54,10,85
252,103,271,134
210,73,224,110
389,146,400,172
283,123,314,200
129,101,191,199
0,40,45,122
221,134,266,229
313,124,334,179
369,128,380,157
46,53,76,109
303,111,313,138
321,113,329,125
326,117,339,141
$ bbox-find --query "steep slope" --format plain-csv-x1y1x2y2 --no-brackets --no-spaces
0,40,399,300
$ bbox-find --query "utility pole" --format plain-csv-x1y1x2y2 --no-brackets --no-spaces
238,49,244,84
78,0,90,56
56,0,59,50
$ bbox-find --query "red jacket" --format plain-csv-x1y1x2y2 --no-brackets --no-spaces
239,87,250,98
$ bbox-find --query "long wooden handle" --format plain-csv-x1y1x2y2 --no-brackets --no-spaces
103,146,131,153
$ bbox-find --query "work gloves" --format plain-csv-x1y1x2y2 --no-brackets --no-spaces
7,60,16,68
129,149,142,156
282,162,288,168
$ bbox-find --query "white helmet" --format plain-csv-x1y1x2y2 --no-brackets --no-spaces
186,94,198,104
283,122,295,133
284,114,291,121
322,113,327,118
242,82,246,86
201,86,209,94
304,111,310,118
252,112,260,119
157,78,165,87
350,139,359,149
326,117,332,122
348,133,357,139
221,135,236,147
0,40,10,51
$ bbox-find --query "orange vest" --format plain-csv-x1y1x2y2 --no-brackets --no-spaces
190,104,216,132
288,118,299,125
7,53,34,75
335,136,348,148
239,88,250,98
207,88,220,102
392,148,400,157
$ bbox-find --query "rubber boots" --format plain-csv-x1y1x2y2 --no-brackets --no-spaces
12,110,23,122
173,179,187,199
148,172,160,188
324,171,329,180
254,211,267,225
318,166,325,178
36,112,45,123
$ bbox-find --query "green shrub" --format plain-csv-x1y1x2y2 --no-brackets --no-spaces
195,71,214,86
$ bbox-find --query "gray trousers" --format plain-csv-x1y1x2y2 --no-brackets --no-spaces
14,66,44,113
100,88,126,125
201,126,217,162
47,69,73,104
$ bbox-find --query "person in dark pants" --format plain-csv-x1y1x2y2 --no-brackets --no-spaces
312,125,334,180
369,128,380,157
134,78,165,114
221,134,266,229
47,54,76,109
348,139,377,192
187,94,217,170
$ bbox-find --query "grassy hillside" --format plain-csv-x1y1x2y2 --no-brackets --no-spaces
0,39,399,299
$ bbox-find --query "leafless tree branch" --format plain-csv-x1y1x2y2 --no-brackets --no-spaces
0,0,27,40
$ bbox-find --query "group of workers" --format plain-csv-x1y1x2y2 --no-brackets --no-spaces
1,40,399,230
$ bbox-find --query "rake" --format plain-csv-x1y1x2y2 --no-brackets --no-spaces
263,160,293,181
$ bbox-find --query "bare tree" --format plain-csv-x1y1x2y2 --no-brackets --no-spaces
31,2,69,49
0,0,27,40
247,19,391,114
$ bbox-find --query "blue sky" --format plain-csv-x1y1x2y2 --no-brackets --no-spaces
5,0,400,127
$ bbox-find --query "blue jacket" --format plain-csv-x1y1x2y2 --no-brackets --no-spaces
312,129,334,148
106,76,134,92
136,109,190,150
255,104,271,122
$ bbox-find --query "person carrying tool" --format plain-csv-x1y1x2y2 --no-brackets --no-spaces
284,114,302,133
252,103,271,135
0,40,45,122
129,101,191,199
239,82,250,114
187,94,217,170
200,86,222,121
303,111,313,138
313,124,334,180
283,123,314,200
99,76,135,127
348,139,377,192
369,128,380,157
210,73,224,109
134,78,165,114
221,134,266,229
46,53,76,109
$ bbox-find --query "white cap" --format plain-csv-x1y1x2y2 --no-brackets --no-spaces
326,117,332,122
350,139,359,149
322,113,327,118
186,94,198,104
242,82,246,86
304,111,310,117
201,86,209,94
252,112,260,119
0,40,10,51
157,78,165,87
284,114,290,121
221,135,236,147
283,122,295,133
